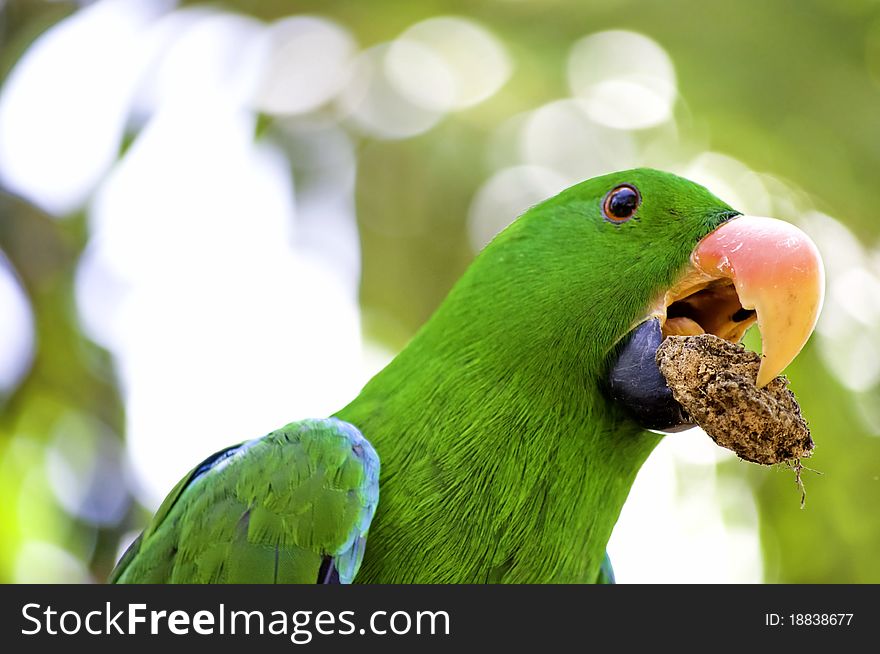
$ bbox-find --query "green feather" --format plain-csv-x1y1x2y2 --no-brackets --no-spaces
111,419,379,583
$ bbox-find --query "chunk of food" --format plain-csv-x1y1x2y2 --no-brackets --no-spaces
656,334,813,465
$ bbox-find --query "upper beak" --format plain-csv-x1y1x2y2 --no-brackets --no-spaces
691,215,825,387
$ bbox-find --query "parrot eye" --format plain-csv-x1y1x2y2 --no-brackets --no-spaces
603,184,641,223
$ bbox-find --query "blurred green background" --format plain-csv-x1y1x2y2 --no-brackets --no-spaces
0,0,878,583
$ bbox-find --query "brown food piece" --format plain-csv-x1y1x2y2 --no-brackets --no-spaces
656,334,813,465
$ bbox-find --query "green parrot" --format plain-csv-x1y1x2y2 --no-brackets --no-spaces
110,168,824,584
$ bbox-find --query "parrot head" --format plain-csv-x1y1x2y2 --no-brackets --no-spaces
464,168,824,431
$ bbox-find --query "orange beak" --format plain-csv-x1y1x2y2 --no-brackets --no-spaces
692,216,825,387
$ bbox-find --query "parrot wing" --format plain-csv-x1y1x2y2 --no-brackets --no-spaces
109,418,379,584
596,551,615,584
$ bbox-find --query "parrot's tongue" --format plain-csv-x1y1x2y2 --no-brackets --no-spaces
605,214,824,433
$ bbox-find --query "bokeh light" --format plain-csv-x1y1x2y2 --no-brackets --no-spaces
77,95,366,505
14,540,91,584
0,252,34,396
337,44,444,139
519,99,638,184
253,16,357,116
610,430,762,583
798,212,880,394
46,412,129,527
388,16,512,111
567,30,677,130
0,0,174,215
682,152,772,217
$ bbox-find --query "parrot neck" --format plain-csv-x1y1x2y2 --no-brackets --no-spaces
336,277,662,582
